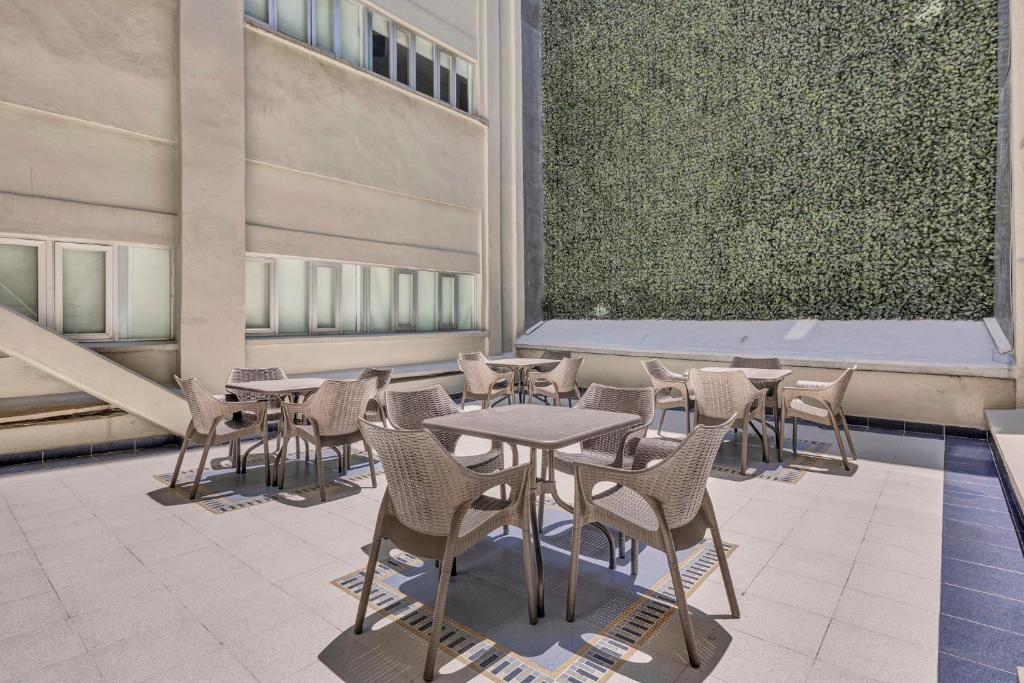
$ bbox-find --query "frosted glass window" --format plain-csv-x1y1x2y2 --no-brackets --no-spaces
395,29,410,85
246,260,272,330
245,0,269,22
0,243,40,320
277,258,309,335
314,0,333,50
117,246,172,340
370,12,390,77
340,0,362,64
60,246,108,335
367,266,392,332
439,52,452,104
341,263,363,333
315,265,338,329
277,0,308,40
416,271,437,331
415,38,434,97
439,274,456,330
457,274,475,330
455,58,471,112
395,271,414,330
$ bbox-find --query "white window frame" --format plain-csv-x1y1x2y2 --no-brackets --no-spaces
393,269,417,332
437,272,457,331
0,236,47,324
54,241,115,341
245,255,277,335
310,261,341,333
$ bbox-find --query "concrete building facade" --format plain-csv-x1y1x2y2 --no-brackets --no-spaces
0,0,529,455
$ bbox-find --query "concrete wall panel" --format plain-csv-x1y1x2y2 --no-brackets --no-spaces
0,0,178,140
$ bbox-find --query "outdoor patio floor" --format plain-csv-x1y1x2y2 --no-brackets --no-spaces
0,407,1020,682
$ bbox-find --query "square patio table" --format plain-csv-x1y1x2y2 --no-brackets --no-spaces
225,378,327,486
699,366,792,458
484,358,555,403
423,404,642,617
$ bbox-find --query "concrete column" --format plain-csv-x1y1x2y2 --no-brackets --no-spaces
177,0,247,391
521,0,545,331
499,0,525,351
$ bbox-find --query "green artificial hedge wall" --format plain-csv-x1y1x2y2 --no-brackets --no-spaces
541,0,998,320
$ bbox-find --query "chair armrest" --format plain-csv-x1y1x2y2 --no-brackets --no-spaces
280,401,306,425
575,460,658,504
780,385,835,411
463,462,531,501
629,437,683,470
795,380,829,389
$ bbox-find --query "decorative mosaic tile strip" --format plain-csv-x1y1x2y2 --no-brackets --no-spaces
332,540,735,682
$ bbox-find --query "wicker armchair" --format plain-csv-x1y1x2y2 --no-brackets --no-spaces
565,418,739,669
526,356,583,406
641,359,694,435
227,366,290,458
688,369,768,475
729,356,782,413
171,376,269,500
355,420,537,682
281,377,378,501
780,367,857,470
358,367,392,425
458,357,514,408
549,384,655,475
385,385,506,472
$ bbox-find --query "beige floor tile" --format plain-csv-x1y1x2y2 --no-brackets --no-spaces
19,653,105,683
697,629,813,682
816,620,936,683
745,565,842,617
767,543,854,586
723,499,806,543
783,511,868,560
711,592,830,656
0,619,87,681
832,588,939,648
0,591,67,638
226,611,342,682
805,658,883,682
70,588,192,650
870,505,942,533
863,520,944,557
854,539,941,581
93,619,221,682
844,562,941,612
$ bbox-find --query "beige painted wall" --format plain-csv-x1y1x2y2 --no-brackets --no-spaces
526,351,1015,430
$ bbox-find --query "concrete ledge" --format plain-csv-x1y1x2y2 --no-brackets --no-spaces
985,409,1024,527
0,392,110,425
517,319,1015,379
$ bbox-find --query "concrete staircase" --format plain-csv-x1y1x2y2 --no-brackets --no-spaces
0,307,189,438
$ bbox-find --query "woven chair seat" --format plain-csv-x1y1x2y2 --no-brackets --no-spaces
795,380,829,389
788,398,830,421
222,414,263,439
656,393,691,408
455,444,504,472
457,494,515,545
552,448,619,473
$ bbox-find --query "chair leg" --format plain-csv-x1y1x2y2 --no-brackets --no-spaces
354,532,382,635
703,497,739,617
657,409,667,436
341,444,349,474
664,540,701,668
791,415,799,458
314,445,327,502
758,407,770,464
740,417,750,475
263,433,272,486
240,439,248,473
840,412,858,460
189,439,214,500
423,550,456,682
617,530,626,559
630,537,639,575
169,426,193,488
278,440,290,490
365,442,378,488
565,516,585,621
520,514,538,625
829,414,851,471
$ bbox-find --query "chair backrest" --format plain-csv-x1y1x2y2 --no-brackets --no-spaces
688,369,757,419
576,384,655,458
385,385,460,453
227,367,287,404
822,366,857,408
175,376,223,434
458,357,500,393
729,356,782,370
641,358,681,382
302,378,378,436
359,419,478,536
458,351,487,363
645,419,735,529
545,356,584,391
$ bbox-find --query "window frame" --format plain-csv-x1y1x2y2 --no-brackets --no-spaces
437,272,458,331
245,255,277,335
310,261,342,334
0,236,47,324
54,241,115,341
393,268,417,332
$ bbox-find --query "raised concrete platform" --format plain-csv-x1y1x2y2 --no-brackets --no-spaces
0,392,110,426
985,409,1024,528
517,320,1016,429
517,319,1013,378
